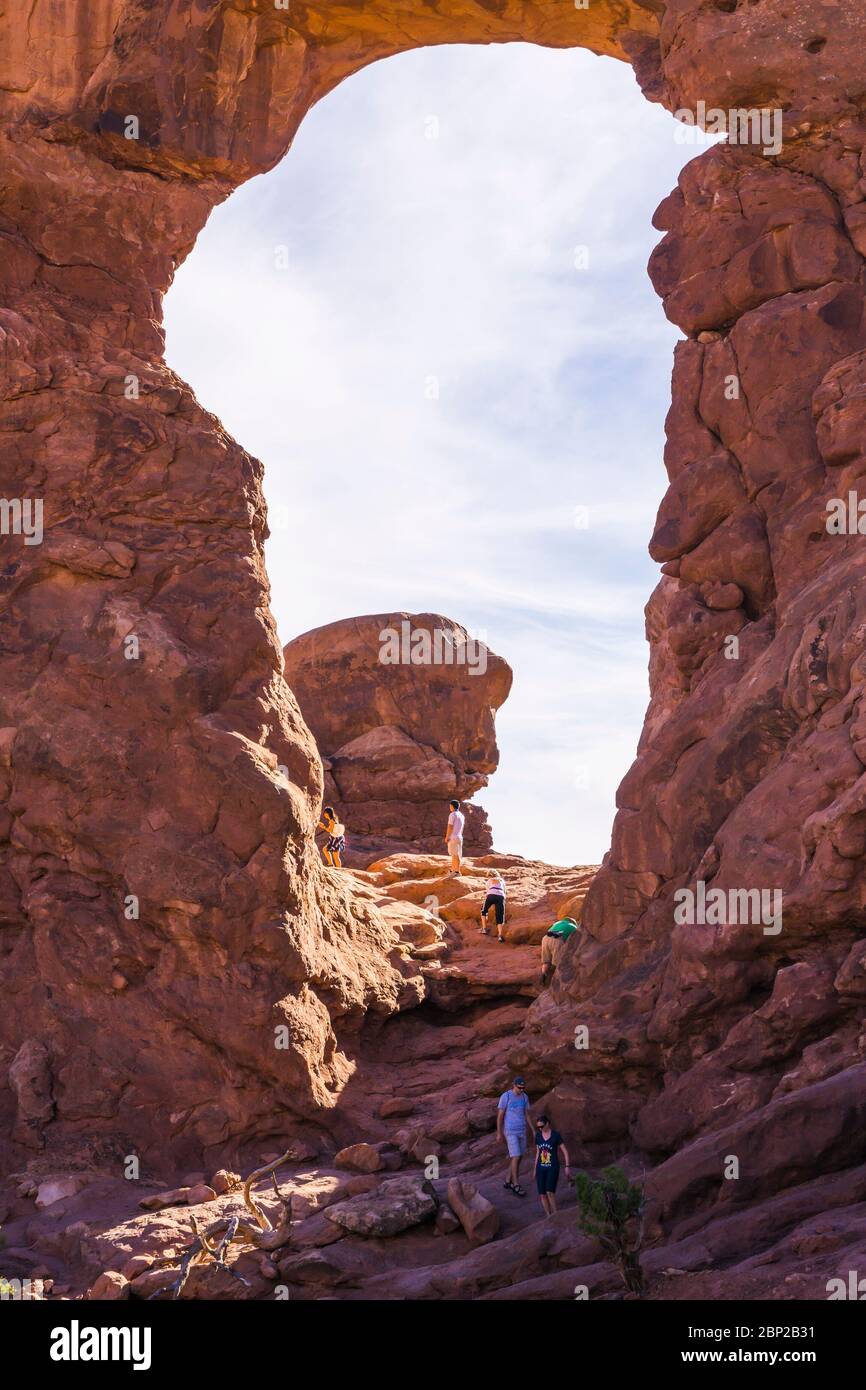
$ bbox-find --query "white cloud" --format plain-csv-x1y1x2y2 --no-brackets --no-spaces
165,42,713,865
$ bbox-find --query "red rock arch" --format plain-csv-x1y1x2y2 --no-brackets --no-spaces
2,4,866,1242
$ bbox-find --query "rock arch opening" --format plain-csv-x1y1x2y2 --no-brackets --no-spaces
164,40,698,868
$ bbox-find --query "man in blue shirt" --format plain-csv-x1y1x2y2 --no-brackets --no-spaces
496,1076,535,1196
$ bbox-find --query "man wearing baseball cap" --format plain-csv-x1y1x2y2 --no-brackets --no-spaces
496,1075,534,1196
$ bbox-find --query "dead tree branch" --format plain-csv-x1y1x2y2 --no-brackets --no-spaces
148,1149,296,1299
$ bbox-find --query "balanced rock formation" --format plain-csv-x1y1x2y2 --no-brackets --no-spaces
283,614,512,864
4,0,866,1296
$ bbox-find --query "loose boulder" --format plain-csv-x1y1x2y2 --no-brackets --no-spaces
446,1178,500,1245
334,1142,384,1174
324,1176,438,1237
88,1271,129,1301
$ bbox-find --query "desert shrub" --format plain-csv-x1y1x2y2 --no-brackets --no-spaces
573,1165,645,1295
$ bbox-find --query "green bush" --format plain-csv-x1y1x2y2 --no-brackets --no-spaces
573,1165,645,1295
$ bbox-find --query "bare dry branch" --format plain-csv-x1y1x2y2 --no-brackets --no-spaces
149,1151,297,1297
242,1148,297,1231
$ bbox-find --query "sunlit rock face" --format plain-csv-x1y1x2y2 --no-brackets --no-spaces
3,0,866,1270
284,614,512,864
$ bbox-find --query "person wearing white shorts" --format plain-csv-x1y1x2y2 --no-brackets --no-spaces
445,798,465,875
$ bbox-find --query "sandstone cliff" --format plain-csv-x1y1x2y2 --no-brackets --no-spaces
3,0,866,1299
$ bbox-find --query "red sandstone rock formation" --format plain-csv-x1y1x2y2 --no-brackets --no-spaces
4,0,866,1300
283,614,512,863
520,106,866,1255
6,854,865,1303
0,852,597,1299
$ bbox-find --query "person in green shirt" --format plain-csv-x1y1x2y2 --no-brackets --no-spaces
540,916,580,985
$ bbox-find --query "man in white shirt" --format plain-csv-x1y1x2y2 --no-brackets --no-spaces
445,798,465,875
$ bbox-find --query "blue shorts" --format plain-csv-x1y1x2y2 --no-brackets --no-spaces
536,1166,560,1194
505,1132,526,1158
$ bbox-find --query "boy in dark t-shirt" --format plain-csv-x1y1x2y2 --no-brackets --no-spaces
533,1114,571,1216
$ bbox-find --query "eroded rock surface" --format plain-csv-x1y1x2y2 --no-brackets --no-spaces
283,614,512,862
524,132,866,1254
3,0,866,1299
6,853,866,1302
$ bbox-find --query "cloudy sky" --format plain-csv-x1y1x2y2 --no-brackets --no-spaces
164,42,712,866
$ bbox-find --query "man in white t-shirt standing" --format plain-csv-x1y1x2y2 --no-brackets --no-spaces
445,798,465,875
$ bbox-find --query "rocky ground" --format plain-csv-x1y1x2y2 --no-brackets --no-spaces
4,852,866,1302
0,853,591,1300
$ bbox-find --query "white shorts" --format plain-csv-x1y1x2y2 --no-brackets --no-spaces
447,838,463,857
